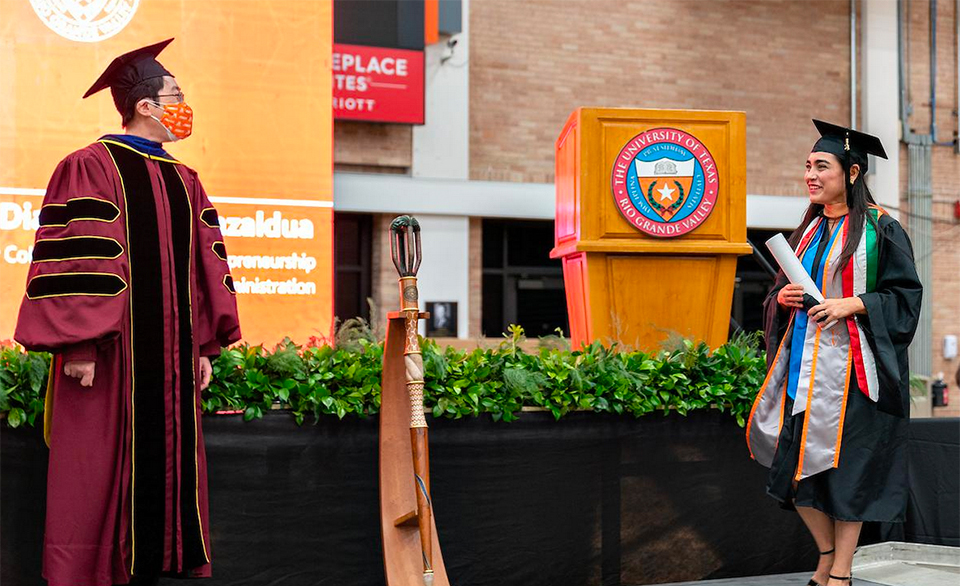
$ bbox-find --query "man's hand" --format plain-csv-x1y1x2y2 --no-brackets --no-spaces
64,361,96,387
199,356,212,391
777,283,805,309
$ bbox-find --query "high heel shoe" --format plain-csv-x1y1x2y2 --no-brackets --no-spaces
807,549,836,586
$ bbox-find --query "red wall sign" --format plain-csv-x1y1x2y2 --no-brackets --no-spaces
333,43,424,124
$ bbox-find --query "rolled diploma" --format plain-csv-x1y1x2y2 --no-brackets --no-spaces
765,233,838,330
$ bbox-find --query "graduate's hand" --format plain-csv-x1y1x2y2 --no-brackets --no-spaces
64,361,96,387
808,297,866,325
777,284,805,309
199,357,212,391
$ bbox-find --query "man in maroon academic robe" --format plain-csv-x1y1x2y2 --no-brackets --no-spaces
14,39,240,586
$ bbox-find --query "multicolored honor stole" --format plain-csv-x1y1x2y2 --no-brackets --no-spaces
747,207,884,481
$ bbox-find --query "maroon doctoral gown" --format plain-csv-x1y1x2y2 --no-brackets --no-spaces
14,137,241,586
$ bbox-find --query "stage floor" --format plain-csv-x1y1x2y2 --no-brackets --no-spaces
642,562,959,586
641,574,875,585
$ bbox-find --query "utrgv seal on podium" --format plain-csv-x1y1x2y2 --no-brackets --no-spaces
611,128,719,238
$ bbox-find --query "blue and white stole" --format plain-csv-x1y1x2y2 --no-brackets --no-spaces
747,208,884,480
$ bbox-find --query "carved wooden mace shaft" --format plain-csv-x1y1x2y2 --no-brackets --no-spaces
389,216,433,586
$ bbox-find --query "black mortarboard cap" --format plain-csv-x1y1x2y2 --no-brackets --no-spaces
82,38,175,113
811,119,888,174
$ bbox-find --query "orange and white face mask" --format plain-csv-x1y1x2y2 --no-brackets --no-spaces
148,100,193,141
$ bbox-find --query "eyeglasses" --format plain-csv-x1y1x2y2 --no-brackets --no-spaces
155,91,185,104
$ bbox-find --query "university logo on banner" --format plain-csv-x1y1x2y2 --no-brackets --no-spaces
611,128,719,238
29,0,140,43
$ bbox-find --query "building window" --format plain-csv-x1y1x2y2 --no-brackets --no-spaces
482,219,568,338
334,212,373,322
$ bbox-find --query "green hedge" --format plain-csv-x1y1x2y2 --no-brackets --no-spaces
0,326,767,429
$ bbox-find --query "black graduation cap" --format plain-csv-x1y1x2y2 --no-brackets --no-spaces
82,38,175,113
811,119,888,174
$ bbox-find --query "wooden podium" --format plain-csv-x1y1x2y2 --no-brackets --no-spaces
550,108,751,350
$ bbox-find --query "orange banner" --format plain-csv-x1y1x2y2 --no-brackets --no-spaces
0,0,333,345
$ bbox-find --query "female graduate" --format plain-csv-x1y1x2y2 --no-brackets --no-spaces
746,120,923,586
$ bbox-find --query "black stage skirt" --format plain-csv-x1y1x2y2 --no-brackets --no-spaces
766,374,909,523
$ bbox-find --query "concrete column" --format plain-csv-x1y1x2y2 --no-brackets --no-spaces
410,1,471,338
412,0,470,179
861,0,901,216
415,215,471,339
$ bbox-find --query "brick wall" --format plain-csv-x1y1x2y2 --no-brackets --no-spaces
337,0,959,380
896,158,959,418
369,213,396,330
334,121,412,170
904,0,958,141
469,0,851,194
931,157,960,417
902,0,960,417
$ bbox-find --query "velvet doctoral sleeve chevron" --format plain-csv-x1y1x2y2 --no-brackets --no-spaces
185,170,241,356
14,147,129,358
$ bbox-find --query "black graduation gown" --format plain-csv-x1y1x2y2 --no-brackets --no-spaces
763,213,923,522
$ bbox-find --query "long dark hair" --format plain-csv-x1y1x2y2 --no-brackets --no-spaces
786,156,880,272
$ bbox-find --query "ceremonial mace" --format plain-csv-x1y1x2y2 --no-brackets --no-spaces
389,216,434,586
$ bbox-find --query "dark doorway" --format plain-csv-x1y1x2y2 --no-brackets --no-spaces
482,219,568,338
334,212,373,322
734,229,787,335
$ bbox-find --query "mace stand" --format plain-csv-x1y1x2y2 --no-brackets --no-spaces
379,311,449,586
